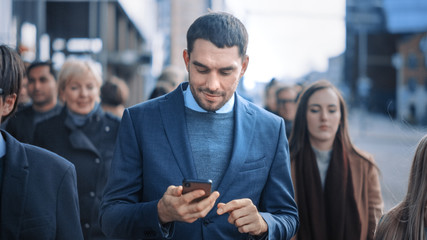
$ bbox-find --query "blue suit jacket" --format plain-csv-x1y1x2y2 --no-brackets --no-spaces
100,82,299,239
0,130,83,239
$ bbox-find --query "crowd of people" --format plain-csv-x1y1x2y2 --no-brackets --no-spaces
0,10,426,240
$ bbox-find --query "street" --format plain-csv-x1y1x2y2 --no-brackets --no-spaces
348,109,427,211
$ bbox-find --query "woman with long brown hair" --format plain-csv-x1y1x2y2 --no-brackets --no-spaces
289,79,383,240
375,134,427,240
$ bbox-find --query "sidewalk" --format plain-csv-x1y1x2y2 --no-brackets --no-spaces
348,109,427,211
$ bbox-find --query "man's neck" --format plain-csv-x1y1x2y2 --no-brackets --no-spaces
32,100,57,113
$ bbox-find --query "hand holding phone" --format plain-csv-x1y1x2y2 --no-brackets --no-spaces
182,179,212,202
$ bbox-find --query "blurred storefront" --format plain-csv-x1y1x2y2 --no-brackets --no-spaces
345,0,427,126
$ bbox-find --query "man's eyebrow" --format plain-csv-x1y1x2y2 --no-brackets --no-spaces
192,61,235,71
219,66,235,71
193,61,208,68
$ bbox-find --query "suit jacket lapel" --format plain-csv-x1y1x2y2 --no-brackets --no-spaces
215,94,257,202
1,131,29,237
159,83,197,179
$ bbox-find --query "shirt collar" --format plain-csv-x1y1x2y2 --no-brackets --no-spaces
183,85,234,113
0,132,6,158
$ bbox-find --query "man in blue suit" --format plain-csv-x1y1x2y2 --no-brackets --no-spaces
100,12,299,239
0,45,83,239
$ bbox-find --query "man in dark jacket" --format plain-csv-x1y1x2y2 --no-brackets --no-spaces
0,44,83,239
5,60,61,143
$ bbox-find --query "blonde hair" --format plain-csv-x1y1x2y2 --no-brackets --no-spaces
375,134,427,240
58,59,102,99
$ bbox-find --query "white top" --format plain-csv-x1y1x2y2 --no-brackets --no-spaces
312,146,332,190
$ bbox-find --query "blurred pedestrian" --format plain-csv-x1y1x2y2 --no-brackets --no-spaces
33,59,120,240
0,45,83,239
17,61,31,109
5,61,61,143
100,76,129,118
149,65,186,99
100,12,298,240
276,84,298,138
375,134,427,240
263,77,278,114
289,79,383,240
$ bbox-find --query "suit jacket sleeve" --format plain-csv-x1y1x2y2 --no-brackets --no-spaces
258,119,299,239
99,109,165,239
56,164,84,239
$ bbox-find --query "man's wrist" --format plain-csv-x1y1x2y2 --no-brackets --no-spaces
157,198,169,224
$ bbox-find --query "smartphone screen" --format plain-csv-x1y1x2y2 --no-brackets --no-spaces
182,179,212,202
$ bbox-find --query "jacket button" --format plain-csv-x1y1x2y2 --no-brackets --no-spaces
90,191,95,197
203,219,211,226
94,158,100,164
84,223,90,229
105,126,110,132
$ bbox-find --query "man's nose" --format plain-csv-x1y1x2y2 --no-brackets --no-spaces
205,73,220,91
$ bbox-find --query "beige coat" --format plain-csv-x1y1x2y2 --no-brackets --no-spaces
291,148,384,240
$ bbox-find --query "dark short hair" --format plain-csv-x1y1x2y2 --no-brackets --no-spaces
0,45,25,121
100,77,129,106
186,12,248,57
27,61,56,80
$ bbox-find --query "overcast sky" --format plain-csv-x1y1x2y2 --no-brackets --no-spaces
225,0,346,86
119,0,346,86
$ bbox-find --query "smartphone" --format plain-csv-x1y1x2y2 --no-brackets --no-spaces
182,179,212,202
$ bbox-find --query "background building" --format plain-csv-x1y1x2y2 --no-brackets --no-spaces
345,0,427,125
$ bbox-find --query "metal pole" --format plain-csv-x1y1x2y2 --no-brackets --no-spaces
36,0,46,61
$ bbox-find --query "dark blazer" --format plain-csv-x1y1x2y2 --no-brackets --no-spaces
0,130,83,240
33,106,120,239
100,82,299,239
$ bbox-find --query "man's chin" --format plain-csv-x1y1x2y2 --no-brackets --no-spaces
200,103,220,112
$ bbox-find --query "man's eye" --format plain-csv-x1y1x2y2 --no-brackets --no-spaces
197,69,209,73
220,71,232,76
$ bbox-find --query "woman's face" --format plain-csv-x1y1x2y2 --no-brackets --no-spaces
306,88,341,149
62,72,100,115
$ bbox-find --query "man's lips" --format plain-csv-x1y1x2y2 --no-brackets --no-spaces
203,92,221,101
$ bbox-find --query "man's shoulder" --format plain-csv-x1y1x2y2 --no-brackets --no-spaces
4,131,73,171
237,95,282,122
23,143,74,170
128,88,183,113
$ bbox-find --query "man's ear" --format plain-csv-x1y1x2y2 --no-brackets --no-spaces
2,94,17,117
240,55,249,79
183,49,190,72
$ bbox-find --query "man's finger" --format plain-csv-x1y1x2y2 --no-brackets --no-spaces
217,199,246,215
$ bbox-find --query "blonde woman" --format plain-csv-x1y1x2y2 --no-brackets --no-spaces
33,59,120,239
375,134,427,240
289,80,383,240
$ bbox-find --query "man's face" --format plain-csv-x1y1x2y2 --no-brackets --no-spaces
277,89,297,121
183,39,248,112
27,65,57,108
0,94,17,124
